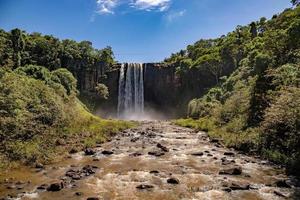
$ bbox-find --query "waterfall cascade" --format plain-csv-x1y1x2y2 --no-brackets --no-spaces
117,63,144,119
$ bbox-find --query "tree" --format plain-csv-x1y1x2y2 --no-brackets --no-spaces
194,52,223,84
291,0,300,6
99,46,115,66
10,29,25,68
250,22,258,38
51,68,77,95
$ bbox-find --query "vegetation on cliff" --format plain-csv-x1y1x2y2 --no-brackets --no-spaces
0,66,132,169
173,5,300,175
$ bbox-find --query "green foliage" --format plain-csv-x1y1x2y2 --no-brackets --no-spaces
261,87,300,169
15,65,52,84
175,117,216,132
95,83,109,100
0,69,67,142
51,68,77,95
0,29,116,90
175,6,300,175
0,68,133,166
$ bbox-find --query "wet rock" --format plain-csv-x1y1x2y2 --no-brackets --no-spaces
275,179,292,188
167,177,180,184
249,184,262,190
176,137,187,139
35,163,44,169
66,169,80,179
37,184,48,190
131,137,139,142
136,184,154,190
84,148,96,155
157,143,169,152
102,150,114,155
130,152,142,157
219,166,242,175
148,151,165,157
224,152,235,156
65,165,97,180
47,181,64,191
261,160,268,165
6,185,16,189
16,185,24,190
211,138,219,143
223,188,232,192
82,165,97,175
229,182,250,190
87,197,99,200
274,190,288,198
221,157,235,165
191,152,204,156
75,192,83,196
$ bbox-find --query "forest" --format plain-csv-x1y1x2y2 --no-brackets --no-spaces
0,29,132,168
172,5,300,175
0,1,299,199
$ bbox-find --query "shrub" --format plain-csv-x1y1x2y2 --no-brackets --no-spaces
95,83,109,100
261,87,300,165
51,68,77,95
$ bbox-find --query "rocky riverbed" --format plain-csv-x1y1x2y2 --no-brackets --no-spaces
1,121,299,200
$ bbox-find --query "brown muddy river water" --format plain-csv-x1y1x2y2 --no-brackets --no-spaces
1,121,299,200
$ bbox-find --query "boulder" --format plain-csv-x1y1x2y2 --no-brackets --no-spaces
84,148,95,155
136,184,154,190
167,177,180,184
229,182,250,190
191,152,204,156
150,170,159,174
47,181,64,191
35,163,44,169
87,197,99,200
148,151,165,157
102,150,114,155
275,179,292,188
131,137,139,142
75,192,83,196
130,152,142,157
157,143,169,152
219,166,242,175
37,184,48,190
224,152,235,156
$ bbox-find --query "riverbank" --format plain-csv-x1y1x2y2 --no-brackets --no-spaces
1,121,299,199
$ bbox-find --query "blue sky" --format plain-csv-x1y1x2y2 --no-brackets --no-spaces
0,0,292,62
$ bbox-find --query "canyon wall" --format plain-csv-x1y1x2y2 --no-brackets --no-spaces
80,63,230,119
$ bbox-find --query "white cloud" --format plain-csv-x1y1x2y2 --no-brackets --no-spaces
95,0,171,15
166,9,186,22
96,0,118,14
132,0,171,11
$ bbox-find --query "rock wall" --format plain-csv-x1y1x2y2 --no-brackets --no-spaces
80,61,235,118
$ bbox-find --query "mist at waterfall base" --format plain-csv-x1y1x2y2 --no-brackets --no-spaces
116,63,167,121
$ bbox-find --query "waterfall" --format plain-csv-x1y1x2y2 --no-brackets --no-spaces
118,63,144,119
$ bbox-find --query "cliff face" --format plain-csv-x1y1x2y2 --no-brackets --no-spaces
80,62,235,118
143,63,180,117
